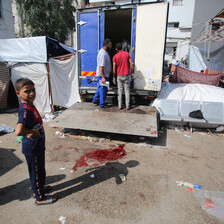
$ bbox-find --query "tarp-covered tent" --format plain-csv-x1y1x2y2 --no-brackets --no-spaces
9,62,51,112
190,9,224,73
49,54,80,109
0,36,80,112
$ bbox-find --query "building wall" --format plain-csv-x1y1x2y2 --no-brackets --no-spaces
168,0,194,28
132,0,195,63
0,0,15,39
165,0,195,63
11,0,23,37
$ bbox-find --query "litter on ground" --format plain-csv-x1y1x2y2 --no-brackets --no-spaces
194,189,224,221
59,216,66,224
0,124,14,133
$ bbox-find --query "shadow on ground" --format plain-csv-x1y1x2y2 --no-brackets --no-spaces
0,148,23,177
53,160,139,199
63,128,167,147
0,108,18,114
0,175,66,206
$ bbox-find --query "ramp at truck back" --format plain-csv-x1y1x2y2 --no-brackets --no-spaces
50,102,158,137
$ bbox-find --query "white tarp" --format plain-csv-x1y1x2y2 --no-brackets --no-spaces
49,54,81,108
10,63,51,112
190,16,224,73
189,45,206,73
189,42,224,73
152,82,224,109
0,36,47,63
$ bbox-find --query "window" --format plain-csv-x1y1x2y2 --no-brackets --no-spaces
168,22,179,28
165,47,176,57
173,0,183,6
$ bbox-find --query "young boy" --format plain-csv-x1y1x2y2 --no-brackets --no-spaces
15,78,57,205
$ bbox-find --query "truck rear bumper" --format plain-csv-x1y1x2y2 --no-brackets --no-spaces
79,87,158,96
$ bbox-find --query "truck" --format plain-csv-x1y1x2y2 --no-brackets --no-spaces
77,1,168,102
50,1,169,138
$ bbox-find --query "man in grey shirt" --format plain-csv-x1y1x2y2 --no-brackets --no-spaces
92,39,112,108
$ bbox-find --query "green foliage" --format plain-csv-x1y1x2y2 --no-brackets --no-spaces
16,0,76,43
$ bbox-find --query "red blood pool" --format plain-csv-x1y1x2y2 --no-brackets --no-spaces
120,201,127,205
72,145,126,171
54,145,63,150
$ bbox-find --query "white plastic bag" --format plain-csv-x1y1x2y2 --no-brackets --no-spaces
0,124,14,133
194,189,224,221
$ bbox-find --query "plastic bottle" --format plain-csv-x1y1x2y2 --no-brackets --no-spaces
16,136,24,143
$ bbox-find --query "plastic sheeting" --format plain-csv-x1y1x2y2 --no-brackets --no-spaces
10,63,51,112
189,43,224,73
152,82,224,109
194,189,224,221
49,54,81,108
190,17,224,73
189,45,206,73
0,36,47,63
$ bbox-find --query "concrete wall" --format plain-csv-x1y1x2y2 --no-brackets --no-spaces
165,0,195,62
167,0,194,28
0,0,15,39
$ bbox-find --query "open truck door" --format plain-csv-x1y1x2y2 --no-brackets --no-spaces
77,9,104,88
134,3,168,91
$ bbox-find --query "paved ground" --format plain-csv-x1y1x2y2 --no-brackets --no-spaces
0,111,224,224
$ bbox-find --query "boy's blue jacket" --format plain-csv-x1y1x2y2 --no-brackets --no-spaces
17,103,45,155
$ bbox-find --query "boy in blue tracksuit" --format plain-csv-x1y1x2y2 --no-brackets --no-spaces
15,78,57,205
92,39,112,108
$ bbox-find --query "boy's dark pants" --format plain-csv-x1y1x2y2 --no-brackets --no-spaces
25,153,46,201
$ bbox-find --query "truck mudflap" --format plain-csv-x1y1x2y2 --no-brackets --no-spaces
49,102,158,137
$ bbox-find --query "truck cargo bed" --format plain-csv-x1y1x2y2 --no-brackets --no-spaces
50,102,158,137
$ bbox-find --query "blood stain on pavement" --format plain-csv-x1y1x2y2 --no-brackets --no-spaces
72,145,126,171
53,145,63,150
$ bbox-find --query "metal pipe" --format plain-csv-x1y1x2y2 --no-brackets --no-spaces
206,20,212,68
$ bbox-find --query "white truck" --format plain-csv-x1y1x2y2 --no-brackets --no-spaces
51,1,168,137
77,1,168,100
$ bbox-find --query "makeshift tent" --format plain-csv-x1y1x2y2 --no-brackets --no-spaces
49,54,80,108
190,9,224,73
0,36,80,112
10,62,51,112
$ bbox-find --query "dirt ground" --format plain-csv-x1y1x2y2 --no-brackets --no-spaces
0,111,224,224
